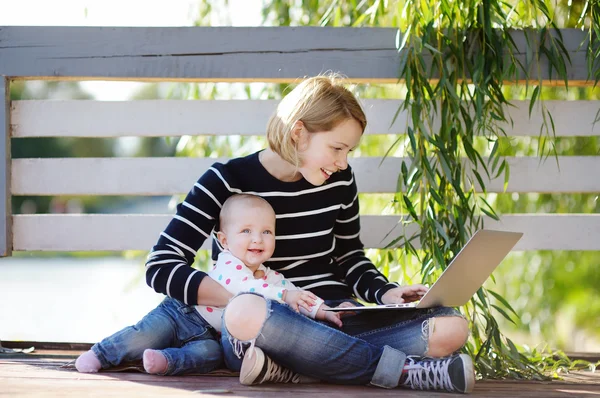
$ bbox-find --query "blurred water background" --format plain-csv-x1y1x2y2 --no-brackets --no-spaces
0,257,162,343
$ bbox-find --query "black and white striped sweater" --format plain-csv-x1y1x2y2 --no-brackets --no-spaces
145,151,398,305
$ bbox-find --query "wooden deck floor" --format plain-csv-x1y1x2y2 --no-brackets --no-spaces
2,351,600,397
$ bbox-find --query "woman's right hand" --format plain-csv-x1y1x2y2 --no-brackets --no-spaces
381,284,428,304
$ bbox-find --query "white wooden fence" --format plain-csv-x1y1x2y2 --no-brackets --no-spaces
1,27,599,255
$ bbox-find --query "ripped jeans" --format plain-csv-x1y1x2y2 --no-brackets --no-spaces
221,294,461,388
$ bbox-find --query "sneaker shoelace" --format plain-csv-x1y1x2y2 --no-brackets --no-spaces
263,358,301,384
403,356,454,391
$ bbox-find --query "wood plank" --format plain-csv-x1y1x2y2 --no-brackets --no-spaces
2,356,600,398
11,99,404,137
11,156,600,195
499,100,600,137
11,214,600,251
0,77,11,256
0,27,591,83
11,157,225,196
12,100,280,138
11,99,600,138
0,27,403,82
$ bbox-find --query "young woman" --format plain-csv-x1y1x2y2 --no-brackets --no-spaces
145,75,474,393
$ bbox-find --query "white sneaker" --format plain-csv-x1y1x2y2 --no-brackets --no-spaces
239,347,305,385
402,353,475,393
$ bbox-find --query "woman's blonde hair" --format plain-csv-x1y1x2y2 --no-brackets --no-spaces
266,74,367,167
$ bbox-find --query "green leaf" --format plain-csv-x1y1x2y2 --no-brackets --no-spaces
480,197,500,220
403,195,419,220
494,158,506,179
429,187,445,206
407,126,417,155
472,169,486,193
424,42,443,54
476,287,488,307
492,304,517,325
480,206,498,220
503,161,511,192
488,289,520,317
529,85,540,117
433,220,451,249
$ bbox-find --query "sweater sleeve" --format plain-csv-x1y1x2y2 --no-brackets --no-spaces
332,171,399,304
145,164,234,305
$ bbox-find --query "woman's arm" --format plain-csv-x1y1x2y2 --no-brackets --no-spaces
197,276,234,306
145,164,233,305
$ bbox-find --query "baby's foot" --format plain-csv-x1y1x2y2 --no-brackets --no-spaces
75,350,102,373
143,349,168,374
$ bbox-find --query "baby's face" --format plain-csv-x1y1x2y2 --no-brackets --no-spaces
221,204,276,270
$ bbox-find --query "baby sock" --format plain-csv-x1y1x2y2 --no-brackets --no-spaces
75,350,102,373
143,349,168,374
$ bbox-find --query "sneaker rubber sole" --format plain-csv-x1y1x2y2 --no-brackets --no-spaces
239,347,266,386
458,353,475,393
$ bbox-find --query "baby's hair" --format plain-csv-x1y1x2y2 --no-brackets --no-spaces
266,73,367,167
219,194,275,232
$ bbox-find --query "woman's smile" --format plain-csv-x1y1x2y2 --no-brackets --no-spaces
321,168,334,179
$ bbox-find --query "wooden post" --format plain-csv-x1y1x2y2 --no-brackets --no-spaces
0,77,11,256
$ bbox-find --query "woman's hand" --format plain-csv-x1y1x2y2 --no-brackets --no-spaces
381,284,428,304
332,301,359,317
316,305,343,327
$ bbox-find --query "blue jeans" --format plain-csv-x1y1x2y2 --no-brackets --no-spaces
92,297,223,375
221,295,461,388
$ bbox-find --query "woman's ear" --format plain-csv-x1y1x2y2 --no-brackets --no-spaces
217,231,228,249
290,121,305,144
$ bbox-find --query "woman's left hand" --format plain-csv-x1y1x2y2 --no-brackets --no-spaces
381,284,428,304
333,301,359,317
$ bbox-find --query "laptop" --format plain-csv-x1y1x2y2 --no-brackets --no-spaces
326,229,523,312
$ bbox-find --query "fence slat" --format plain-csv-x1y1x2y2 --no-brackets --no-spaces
0,27,590,83
12,214,600,251
12,156,600,195
11,100,600,138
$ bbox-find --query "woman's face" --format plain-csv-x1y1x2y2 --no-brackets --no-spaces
295,118,363,186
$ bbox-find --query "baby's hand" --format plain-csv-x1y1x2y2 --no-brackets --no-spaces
284,290,318,314
253,269,266,279
316,305,342,327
